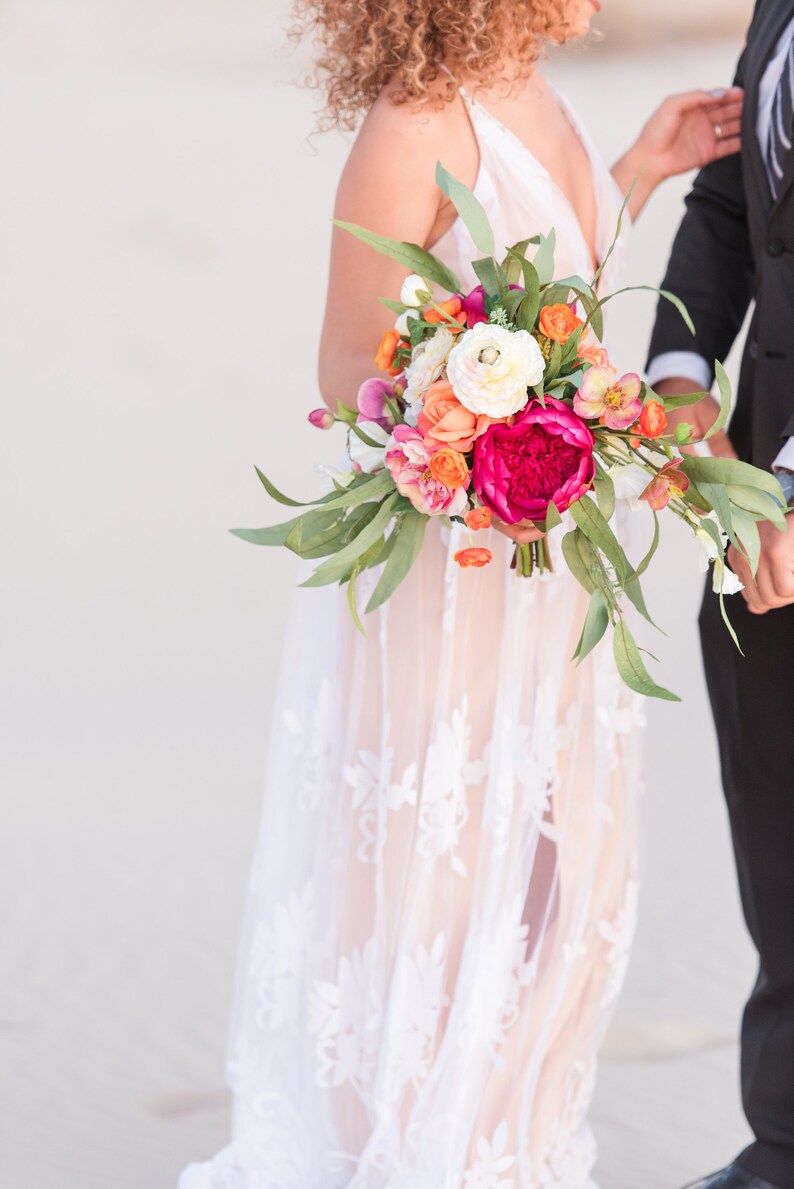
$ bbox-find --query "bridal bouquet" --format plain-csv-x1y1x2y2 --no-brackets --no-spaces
236,165,786,700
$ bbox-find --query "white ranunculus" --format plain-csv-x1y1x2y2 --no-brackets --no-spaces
400,273,431,307
348,420,390,473
403,328,454,404
394,309,419,337
446,323,545,417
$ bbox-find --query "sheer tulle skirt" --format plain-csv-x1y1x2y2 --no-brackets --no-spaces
179,515,644,1189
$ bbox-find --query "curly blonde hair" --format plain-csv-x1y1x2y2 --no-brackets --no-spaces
291,0,571,131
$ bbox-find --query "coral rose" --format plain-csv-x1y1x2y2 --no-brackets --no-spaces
473,396,595,524
417,380,493,453
538,303,583,344
428,448,470,490
638,399,668,439
385,425,469,517
375,328,402,375
454,547,493,568
464,506,493,531
578,343,611,369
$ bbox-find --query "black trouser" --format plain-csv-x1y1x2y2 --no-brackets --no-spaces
699,583,794,1188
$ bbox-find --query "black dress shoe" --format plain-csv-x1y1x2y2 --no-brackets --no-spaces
683,1161,782,1189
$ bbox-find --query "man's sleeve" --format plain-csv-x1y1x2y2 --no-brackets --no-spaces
647,51,755,385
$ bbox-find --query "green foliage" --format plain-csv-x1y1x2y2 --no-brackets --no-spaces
612,620,680,702
334,219,461,294
435,162,496,257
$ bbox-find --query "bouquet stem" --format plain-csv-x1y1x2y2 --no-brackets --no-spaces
514,538,553,577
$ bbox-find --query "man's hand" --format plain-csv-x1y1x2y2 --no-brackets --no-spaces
729,516,794,614
491,519,546,545
652,376,737,459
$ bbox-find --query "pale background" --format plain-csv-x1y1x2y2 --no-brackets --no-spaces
0,2,760,1187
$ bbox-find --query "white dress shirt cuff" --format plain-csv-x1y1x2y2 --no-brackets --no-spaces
773,436,794,472
645,351,712,392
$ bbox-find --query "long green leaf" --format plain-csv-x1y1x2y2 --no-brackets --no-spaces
613,620,680,702
365,511,428,613
679,456,786,503
572,590,609,663
592,180,634,290
705,360,733,441
435,162,496,256
472,256,502,299
697,482,737,549
586,284,696,337
231,516,303,547
593,469,616,521
334,220,461,294
569,495,628,584
726,483,787,529
301,493,400,588
730,506,762,574
561,528,596,594
533,230,557,286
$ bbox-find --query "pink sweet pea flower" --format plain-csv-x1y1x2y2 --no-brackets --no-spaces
640,458,690,511
308,407,335,430
573,366,643,431
357,377,398,429
385,425,468,517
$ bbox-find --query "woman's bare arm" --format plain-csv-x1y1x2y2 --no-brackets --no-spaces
318,86,477,410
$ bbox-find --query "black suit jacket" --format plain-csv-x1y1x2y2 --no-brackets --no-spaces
648,0,794,470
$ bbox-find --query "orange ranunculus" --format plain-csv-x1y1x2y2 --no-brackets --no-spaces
464,506,493,531
375,328,402,375
578,342,611,369
538,303,583,344
638,399,668,439
417,379,494,452
428,447,470,490
425,298,467,330
454,547,493,568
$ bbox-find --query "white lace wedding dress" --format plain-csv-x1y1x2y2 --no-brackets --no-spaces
179,82,645,1189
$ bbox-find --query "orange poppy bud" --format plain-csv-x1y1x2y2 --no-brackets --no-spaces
464,506,493,531
639,400,668,439
375,328,402,375
454,547,493,568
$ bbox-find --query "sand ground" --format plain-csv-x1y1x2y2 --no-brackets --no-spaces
0,4,760,1187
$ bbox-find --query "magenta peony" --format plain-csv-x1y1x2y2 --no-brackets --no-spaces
472,397,595,524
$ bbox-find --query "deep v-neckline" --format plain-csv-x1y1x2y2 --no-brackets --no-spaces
465,86,602,277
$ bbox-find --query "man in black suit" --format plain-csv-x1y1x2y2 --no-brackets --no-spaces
648,4,794,1187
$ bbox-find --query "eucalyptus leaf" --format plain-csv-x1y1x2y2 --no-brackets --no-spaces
593,469,616,521
697,482,736,549
572,590,610,663
705,360,734,441
612,620,680,702
561,528,596,594
366,511,428,612
301,493,400,587
533,230,557,286
231,516,303,547
679,456,786,504
725,483,787,529
334,220,462,294
472,256,502,299
570,495,628,584
592,180,634,290
730,506,762,574
435,162,496,256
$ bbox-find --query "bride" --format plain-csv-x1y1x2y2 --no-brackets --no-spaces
179,3,741,1186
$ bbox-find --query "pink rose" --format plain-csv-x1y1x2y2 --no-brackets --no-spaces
472,397,595,524
385,425,469,517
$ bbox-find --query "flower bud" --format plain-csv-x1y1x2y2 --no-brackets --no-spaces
400,274,431,307
395,310,418,338
308,407,335,430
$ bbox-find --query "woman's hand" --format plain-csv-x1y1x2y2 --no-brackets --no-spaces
613,87,744,219
491,518,546,545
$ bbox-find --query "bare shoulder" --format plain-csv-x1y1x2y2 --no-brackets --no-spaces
337,75,479,213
